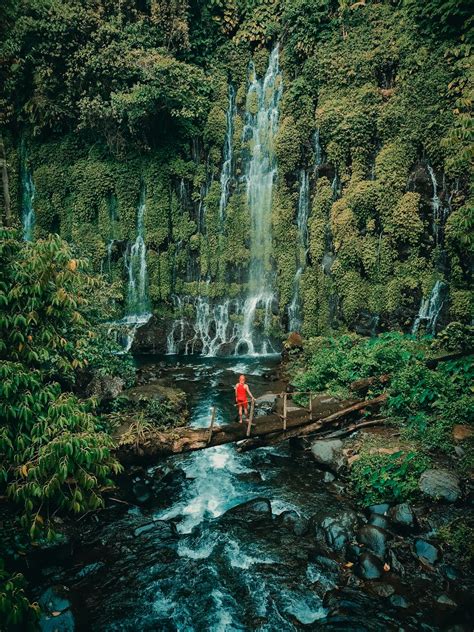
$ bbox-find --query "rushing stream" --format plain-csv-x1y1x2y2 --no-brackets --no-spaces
29,355,466,632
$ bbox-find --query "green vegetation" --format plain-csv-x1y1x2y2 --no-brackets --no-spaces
291,329,473,503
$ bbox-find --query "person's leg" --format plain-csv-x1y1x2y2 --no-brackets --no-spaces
243,402,248,421
238,404,243,423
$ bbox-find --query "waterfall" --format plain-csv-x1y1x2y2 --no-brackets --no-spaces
236,44,283,355
219,85,236,221
427,165,450,245
21,154,35,241
125,184,151,322
289,170,310,332
412,280,446,335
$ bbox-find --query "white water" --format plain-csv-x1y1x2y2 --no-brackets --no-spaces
126,184,150,319
21,158,35,242
218,85,236,221
235,45,283,355
289,170,310,332
412,280,446,335
313,129,323,171
427,165,450,245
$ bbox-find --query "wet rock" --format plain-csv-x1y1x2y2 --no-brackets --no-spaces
39,586,74,632
346,543,364,563
355,551,384,580
370,582,395,598
440,563,461,580
322,471,336,483
357,525,388,558
367,503,390,515
277,510,309,536
390,594,409,608
75,562,105,580
419,469,461,502
310,554,341,574
414,539,440,565
133,520,176,539
368,513,390,529
436,594,457,608
388,502,415,527
311,439,346,473
132,479,151,505
319,509,360,552
225,498,272,522
235,470,263,483
388,549,405,576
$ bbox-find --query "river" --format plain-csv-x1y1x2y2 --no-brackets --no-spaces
31,355,466,631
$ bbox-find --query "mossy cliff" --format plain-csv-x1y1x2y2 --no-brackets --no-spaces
2,1,472,345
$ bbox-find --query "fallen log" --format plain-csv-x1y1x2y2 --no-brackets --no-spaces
237,394,388,451
350,374,390,394
115,393,388,464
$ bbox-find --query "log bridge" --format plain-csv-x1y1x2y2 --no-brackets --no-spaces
116,390,387,463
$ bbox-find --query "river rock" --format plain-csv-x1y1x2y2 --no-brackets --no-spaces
39,586,75,632
277,510,309,536
414,539,439,565
418,469,461,502
368,513,390,529
436,594,457,608
311,439,346,473
355,551,384,580
357,525,388,558
367,503,390,515
390,594,409,608
440,563,461,580
225,498,272,522
370,582,395,598
388,503,415,527
133,520,176,539
320,510,359,552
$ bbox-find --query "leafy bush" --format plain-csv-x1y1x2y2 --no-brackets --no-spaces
0,559,39,629
432,322,474,352
292,332,425,397
437,520,474,564
0,231,123,536
351,449,430,505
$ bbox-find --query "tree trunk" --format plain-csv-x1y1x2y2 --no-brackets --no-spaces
0,134,11,226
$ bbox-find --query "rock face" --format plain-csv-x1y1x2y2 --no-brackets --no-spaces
311,439,346,473
39,586,75,632
277,510,309,536
131,315,169,353
418,469,461,502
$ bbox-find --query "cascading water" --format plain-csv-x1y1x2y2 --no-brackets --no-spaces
110,185,151,352
412,280,446,335
236,45,283,355
21,153,35,241
427,165,450,245
288,170,310,332
313,129,323,172
219,85,236,221
126,184,150,319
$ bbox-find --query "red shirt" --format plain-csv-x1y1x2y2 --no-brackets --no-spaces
236,383,247,403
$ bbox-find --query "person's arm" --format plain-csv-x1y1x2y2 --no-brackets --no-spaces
245,384,255,400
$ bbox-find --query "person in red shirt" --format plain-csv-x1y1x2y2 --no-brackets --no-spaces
234,374,255,424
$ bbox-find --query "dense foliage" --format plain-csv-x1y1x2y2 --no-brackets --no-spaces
291,329,474,503
0,0,471,338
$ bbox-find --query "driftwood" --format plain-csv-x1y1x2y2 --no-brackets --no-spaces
116,393,387,463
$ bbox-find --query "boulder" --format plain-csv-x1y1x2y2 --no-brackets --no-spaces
320,510,359,552
357,525,388,559
39,586,75,632
355,551,384,580
368,513,390,530
419,469,461,502
367,503,390,516
414,539,440,565
277,510,309,536
225,498,272,522
390,594,409,609
311,439,347,473
388,503,415,528
86,374,124,400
